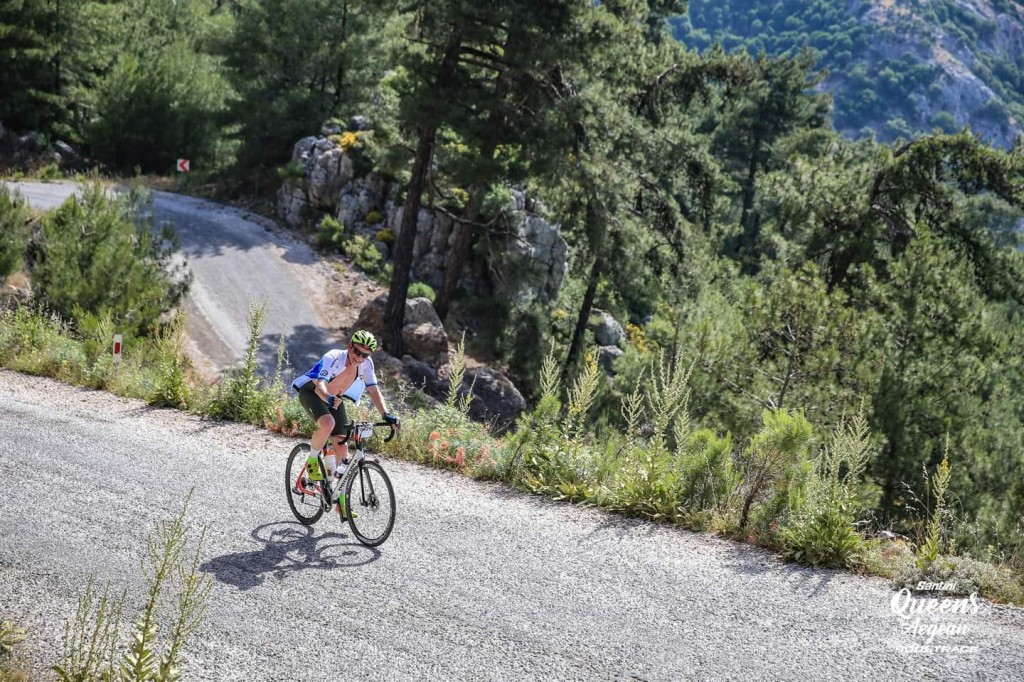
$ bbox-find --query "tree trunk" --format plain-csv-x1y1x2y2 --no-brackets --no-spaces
383,38,462,355
562,253,603,385
434,182,487,322
562,201,606,384
738,134,762,270
383,128,436,356
333,1,348,108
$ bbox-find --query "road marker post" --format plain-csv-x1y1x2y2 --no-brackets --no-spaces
113,334,123,363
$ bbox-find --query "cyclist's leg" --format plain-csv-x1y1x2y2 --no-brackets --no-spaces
298,385,334,453
327,401,350,502
328,398,349,461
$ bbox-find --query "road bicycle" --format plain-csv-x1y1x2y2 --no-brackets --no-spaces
285,420,397,547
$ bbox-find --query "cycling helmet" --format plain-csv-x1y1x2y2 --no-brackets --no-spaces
351,329,378,352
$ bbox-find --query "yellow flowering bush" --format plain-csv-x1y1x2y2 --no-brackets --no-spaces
329,131,361,151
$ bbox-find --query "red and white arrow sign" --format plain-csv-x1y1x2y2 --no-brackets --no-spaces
176,158,191,173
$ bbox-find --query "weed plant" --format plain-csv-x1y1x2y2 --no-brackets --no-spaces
0,618,27,681
203,300,285,425
52,496,210,682
779,411,872,568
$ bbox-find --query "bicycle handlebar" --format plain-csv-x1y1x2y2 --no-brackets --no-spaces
339,420,399,444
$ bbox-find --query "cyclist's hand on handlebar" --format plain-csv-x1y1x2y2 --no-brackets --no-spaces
383,412,400,426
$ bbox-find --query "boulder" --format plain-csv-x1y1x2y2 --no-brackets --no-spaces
408,361,527,433
0,283,31,310
589,310,627,347
463,366,527,431
354,294,448,366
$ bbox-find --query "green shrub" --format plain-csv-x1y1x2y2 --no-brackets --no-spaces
0,305,81,379
606,446,683,521
916,446,952,572
265,396,315,438
150,311,198,410
37,162,62,180
0,185,31,278
31,183,189,340
893,554,1024,605
384,339,504,479
504,351,602,501
342,234,390,280
315,215,346,251
277,159,305,182
481,185,512,221
502,351,563,484
678,428,739,518
407,281,435,302
737,409,814,531
0,617,27,682
367,213,385,227
0,619,25,660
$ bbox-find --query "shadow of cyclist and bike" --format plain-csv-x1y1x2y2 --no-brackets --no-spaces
200,522,381,590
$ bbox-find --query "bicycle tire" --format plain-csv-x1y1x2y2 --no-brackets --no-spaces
343,460,395,547
286,443,325,525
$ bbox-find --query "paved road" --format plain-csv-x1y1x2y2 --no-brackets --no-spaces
3,180,334,378
1,371,1022,681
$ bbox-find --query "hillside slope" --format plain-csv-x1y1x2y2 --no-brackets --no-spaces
672,0,1024,147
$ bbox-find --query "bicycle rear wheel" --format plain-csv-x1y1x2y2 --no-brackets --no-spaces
286,443,325,525
343,460,395,547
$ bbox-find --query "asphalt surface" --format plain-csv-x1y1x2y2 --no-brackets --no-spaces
1,371,1022,681
3,180,334,378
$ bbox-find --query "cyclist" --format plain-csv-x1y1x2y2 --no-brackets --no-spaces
292,330,399,502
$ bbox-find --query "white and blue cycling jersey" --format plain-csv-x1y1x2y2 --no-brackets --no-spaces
292,349,378,403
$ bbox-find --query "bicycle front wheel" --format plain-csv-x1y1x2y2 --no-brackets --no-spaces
286,443,325,525
342,460,395,547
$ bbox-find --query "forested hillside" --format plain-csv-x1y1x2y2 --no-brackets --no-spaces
671,0,1024,147
2,0,1024,580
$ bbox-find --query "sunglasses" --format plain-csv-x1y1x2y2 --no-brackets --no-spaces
350,345,371,358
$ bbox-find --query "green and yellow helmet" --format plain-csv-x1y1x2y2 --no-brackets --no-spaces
351,329,378,352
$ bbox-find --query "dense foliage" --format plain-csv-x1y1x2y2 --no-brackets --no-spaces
2,0,1023,575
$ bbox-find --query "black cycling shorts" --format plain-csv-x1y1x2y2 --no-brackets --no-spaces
297,384,348,435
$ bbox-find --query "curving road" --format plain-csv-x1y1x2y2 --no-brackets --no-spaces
4,180,336,378
0,371,1022,681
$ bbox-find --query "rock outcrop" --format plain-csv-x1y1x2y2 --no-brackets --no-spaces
0,121,83,172
277,132,568,304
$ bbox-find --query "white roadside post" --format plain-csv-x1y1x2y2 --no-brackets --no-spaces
113,334,123,363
